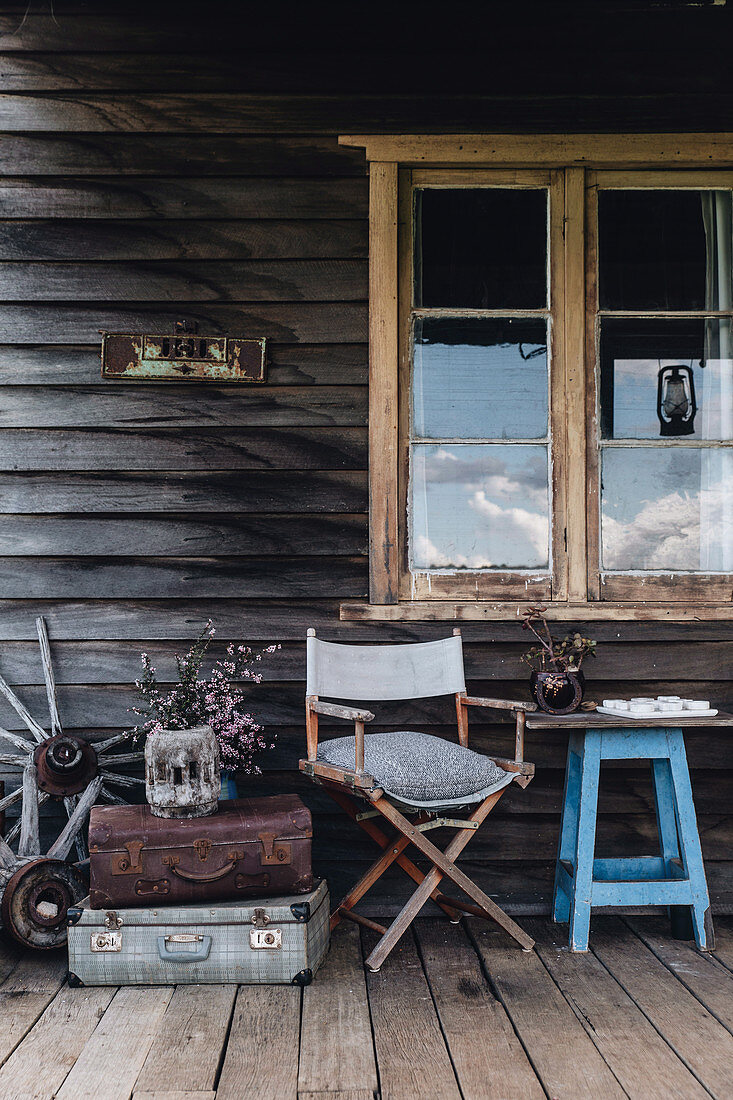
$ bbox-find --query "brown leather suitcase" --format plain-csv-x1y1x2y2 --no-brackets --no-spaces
88,795,313,909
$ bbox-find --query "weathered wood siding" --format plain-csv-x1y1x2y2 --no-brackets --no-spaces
0,3,731,911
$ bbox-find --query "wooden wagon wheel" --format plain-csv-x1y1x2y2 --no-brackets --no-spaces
0,617,143,948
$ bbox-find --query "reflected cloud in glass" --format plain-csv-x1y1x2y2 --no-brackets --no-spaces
601,448,733,571
411,444,550,570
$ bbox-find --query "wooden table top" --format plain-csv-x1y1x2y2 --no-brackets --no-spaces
525,710,733,730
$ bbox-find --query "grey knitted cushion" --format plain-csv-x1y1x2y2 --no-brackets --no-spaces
317,731,511,807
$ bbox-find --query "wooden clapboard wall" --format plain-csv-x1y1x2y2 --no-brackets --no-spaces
0,0,731,911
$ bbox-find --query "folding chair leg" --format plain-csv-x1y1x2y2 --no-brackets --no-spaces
331,832,412,931
325,788,461,922
364,795,534,972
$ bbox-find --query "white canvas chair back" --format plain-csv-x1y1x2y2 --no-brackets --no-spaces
306,633,465,701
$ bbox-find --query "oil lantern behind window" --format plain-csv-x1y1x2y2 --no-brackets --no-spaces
144,724,221,818
657,363,697,437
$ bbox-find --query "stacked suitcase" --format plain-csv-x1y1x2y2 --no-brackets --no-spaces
67,794,329,986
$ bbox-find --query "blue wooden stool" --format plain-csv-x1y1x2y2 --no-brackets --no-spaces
552,725,714,952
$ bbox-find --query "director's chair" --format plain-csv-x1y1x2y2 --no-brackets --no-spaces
299,627,537,971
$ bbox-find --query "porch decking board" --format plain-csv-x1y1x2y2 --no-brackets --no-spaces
134,985,237,1096
54,986,174,1100
467,919,628,1099
591,917,733,1098
0,952,67,1068
0,919,729,1097
298,924,379,1098
215,985,300,1100
0,985,115,1099
414,918,545,1100
628,916,733,1033
363,929,462,1100
530,919,709,1099
133,1093,217,1100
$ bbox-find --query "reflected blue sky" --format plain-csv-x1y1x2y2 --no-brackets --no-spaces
413,318,548,440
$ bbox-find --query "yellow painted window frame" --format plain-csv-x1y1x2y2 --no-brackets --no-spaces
339,133,733,622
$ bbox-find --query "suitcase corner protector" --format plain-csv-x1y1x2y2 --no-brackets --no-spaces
291,968,313,987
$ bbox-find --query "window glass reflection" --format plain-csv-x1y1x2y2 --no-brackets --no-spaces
601,447,733,571
600,318,733,440
413,318,548,440
415,188,548,309
599,190,733,311
411,444,549,570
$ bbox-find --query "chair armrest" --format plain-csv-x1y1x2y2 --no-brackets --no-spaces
488,756,535,777
461,695,537,713
308,700,375,722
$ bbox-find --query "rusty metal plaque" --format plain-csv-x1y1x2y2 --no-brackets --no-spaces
101,331,267,383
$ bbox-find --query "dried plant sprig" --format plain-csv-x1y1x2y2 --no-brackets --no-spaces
131,621,279,773
520,608,597,673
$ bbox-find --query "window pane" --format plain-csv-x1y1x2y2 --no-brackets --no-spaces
415,188,547,309
411,444,549,569
600,318,733,440
598,189,733,310
601,447,733,571
413,317,548,440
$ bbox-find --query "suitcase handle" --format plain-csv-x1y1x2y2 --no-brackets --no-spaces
165,854,241,883
157,934,212,963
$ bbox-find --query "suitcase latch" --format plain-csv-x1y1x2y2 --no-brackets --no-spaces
193,838,212,862
111,840,144,875
258,832,292,866
104,911,123,931
251,907,269,928
91,930,122,952
250,928,282,949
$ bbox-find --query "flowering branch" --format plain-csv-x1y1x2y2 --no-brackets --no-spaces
131,621,279,773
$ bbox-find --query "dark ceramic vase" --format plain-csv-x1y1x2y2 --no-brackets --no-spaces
530,669,585,715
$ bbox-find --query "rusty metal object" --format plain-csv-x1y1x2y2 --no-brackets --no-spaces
34,734,98,797
101,323,267,383
258,831,292,865
0,617,142,949
1,859,88,949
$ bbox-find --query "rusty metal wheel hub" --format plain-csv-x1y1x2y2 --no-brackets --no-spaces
1,860,88,949
34,734,98,797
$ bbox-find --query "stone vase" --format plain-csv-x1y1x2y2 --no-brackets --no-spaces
145,724,220,818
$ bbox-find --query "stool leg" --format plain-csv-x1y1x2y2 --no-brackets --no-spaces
553,732,583,924
569,731,601,952
651,757,690,935
651,758,680,877
665,730,714,951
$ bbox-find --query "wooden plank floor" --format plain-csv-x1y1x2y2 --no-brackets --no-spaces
0,917,732,1099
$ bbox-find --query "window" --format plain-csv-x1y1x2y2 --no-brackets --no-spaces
343,136,733,619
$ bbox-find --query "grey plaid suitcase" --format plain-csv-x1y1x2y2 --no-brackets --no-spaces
66,879,329,986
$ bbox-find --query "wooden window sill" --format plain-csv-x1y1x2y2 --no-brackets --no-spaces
339,601,733,622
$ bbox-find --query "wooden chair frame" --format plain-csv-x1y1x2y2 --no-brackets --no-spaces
299,628,537,971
